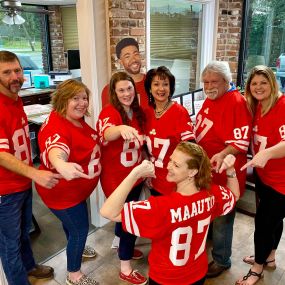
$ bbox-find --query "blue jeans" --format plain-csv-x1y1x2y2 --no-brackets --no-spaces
0,189,35,285
50,200,89,272
115,182,143,260
211,208,236,267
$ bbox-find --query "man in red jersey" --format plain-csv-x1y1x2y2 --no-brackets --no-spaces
101,37,148,108
0,51,60,285
194,61,252,278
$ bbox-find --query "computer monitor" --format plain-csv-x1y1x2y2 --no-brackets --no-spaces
67,49,81,70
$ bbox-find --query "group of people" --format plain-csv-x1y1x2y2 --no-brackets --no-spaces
0,36,284,285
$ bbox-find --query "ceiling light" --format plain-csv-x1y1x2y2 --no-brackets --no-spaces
2,11,25,25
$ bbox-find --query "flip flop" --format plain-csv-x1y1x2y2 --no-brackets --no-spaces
242,255,276,270
236,269,264,285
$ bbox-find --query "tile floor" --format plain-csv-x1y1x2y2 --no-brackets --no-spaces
28,213,285,285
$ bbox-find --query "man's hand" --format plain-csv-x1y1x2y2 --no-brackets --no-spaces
219,154,236,173
210,152,227,173
33,170,61,189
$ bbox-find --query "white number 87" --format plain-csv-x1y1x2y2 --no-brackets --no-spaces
169,216,211,266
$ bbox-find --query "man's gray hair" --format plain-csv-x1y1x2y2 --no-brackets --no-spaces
201,60,232,84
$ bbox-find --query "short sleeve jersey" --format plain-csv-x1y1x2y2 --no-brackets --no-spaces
145,102,195,195
0,93,32,195
36,111,101,209
96,105,144,197
122,185,236,285
252,96,285,194
101,75,148,109
194,90,252,195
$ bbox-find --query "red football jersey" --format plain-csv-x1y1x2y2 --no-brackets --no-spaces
122,184,236,285
145,102,195,195
194,90,252,195
97,105,144,197
101,74,148,109
0,93,32,194
36,111,101,209
252,96,285,194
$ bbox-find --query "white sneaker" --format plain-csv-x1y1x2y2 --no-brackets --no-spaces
111,235,120,249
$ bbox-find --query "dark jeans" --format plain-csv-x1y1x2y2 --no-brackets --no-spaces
50,200,89,272
0,189,35,285
148,276,206,285
254,175,285,264
116,182,143,260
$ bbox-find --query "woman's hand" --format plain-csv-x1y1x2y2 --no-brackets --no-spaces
240,149,271,171
119,125,142,142
55,161,91,181
131,160,156,180
219,154,236,173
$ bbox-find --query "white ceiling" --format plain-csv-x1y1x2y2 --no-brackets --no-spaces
21,0,76,5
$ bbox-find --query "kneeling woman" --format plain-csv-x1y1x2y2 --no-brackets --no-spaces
101,142,239,285
36,79,101,285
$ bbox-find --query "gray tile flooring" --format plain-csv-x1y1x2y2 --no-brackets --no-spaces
29,213,285,285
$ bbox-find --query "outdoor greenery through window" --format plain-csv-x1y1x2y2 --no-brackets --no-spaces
243,0,285,91
0,5,47,80
149,0,203,95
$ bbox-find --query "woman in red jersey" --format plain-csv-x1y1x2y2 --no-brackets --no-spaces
101,142,239,285
97,72,147,285
236,66,285,285
36,79,101,285
144,66,195,196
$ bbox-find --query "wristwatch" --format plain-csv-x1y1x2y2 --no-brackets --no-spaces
226,171,237,178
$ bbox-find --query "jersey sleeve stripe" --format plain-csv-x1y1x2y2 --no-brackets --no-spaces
123,202,141,237
0,139,9,150
181,131,195,141
47,143,70,155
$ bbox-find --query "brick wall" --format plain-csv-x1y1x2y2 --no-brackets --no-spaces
216,0,243,82
48,6,67,71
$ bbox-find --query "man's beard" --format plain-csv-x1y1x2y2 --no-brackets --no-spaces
204,88,219,100
0,78,24,94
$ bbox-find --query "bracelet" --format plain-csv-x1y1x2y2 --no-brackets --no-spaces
226,171,237,178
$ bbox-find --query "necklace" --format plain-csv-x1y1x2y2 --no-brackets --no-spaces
155,101,171,116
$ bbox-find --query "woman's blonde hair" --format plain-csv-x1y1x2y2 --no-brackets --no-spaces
176,142,212,189
51,79,91,117
245,65,281,116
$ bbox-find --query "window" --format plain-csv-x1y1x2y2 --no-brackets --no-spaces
0,5,50,76
239,0,285,90
147,0,216,95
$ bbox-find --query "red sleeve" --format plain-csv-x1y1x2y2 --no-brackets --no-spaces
211,184,236,218
222,92,252,153
122,198,167,239
96,106,122,144
176,104,195,141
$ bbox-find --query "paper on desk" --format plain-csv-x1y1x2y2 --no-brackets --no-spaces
24,104,52,117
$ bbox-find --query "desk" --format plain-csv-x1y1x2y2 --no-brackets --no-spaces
19,88,54,106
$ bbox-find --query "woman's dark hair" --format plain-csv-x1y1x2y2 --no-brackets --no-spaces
144,66,175,107
109,71,145,132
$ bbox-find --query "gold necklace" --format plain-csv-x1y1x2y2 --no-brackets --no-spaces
155,101,171,116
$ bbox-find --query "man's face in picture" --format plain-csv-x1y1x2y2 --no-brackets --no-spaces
119,45,142,75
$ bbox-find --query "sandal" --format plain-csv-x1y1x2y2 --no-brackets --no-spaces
235,269,264,285
243,255,276,270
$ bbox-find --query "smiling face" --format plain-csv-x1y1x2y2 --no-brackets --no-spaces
150,75,170,104
249,74,271,106
0,59,24,97
119,45,142,75
166,149,192,184
65,90,89,124
115,79,135,111
202,71,228,100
